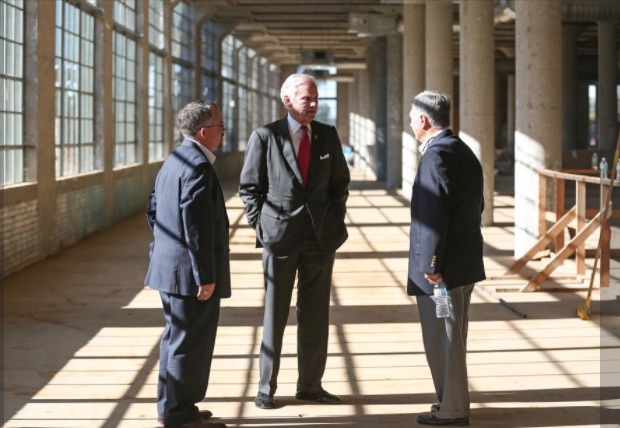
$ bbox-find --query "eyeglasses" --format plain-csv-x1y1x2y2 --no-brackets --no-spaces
203,123,226,129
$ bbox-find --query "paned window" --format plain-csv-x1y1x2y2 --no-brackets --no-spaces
148,53,164,161
148,0,164,50
54,0,96,177
113,0,135,31
113,31,137,166
1,0,25,185
316,79,337,126
172,63,193,131
172,1,192,62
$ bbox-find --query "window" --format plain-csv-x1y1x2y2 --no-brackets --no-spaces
113,0,138,167
113,0,135,31
201,21,218,100
173,64,193,121
148,0,164,51
55,0,96,177
172,1,193,139
316,78,337,126
148,53,164,161
1,0,25,185
148,0,166,161
172,1,192,62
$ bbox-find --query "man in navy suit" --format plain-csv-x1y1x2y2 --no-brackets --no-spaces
407,90,485,426
239,73,350,409
145,100,230,428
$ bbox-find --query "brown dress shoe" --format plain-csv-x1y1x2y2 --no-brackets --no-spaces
158,410,213,425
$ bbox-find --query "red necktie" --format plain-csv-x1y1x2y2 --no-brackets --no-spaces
298,125,310,186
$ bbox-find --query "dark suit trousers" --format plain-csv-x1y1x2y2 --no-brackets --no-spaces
258,223,336,396
415,284,475,419
158,291,220,424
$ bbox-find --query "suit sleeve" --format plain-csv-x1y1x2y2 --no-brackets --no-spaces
417,149,449,274
181,163,216,286
239,129,267,228
146,187,156,231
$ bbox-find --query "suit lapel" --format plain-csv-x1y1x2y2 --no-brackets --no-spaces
275,117,304,185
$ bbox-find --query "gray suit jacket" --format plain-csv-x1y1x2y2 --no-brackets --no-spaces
239,117,350,257
145,139,231,298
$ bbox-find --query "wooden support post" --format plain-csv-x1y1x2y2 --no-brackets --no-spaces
521,210,603,291
539,173,547,238
505,206,576,275
555,177,565,252
576,181,586,276
600,184,611,287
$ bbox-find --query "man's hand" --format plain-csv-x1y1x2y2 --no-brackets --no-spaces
424,273,443,285
197,283,216,301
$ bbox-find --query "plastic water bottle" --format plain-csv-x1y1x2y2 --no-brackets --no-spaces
600,157,608,179
591,152,598,170
433,282,452,318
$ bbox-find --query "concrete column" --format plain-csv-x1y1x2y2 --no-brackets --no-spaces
26,0,57,256
459,0,494,226
374,38,388,181
507,74,515,160
402,2,426,195
386,33,403,190
514,0,562,256
562,25,578,150
597,22,618,150
278,64,296,117
337,82,350,147
425,0,453,98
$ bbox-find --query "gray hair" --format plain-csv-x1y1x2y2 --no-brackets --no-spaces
177,99,219,138
411,90,451,129
280,73,317,106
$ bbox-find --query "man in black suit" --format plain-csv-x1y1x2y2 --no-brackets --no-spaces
407,90,486,426
145,100,230,428
239,73,350,409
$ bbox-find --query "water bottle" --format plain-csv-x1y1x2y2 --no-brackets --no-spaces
616,161,620,182
600,157,608,179
433,282,452,318
591,152,598,170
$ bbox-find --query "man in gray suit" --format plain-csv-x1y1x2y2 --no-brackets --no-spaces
407,90,485,426
145,100,230,428
239,73,350,409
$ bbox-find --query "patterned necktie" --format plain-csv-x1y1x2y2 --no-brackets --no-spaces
298,125,310,186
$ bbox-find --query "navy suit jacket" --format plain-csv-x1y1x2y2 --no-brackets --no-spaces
407,130,486,296
239,117,350,257
145,139,231,298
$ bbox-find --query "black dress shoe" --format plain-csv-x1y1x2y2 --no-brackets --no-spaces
164,418,226,427
417,413,469,426
158,410,212,425
254,392,275,409
295,389,341,404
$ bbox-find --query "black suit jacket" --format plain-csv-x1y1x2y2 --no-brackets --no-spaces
239,116,350,256
407,130,486,296
145,139,231,298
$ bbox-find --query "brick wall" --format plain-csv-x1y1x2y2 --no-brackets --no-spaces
56,185,107,249
1,201,40,277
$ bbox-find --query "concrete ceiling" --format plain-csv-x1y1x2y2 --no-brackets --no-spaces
196,0,620,73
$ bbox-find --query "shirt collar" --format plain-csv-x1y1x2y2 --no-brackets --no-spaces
186,138,216,164
419,129,445,155
287,114,311,136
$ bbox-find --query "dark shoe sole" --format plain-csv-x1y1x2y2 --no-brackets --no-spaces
417,413,469,426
